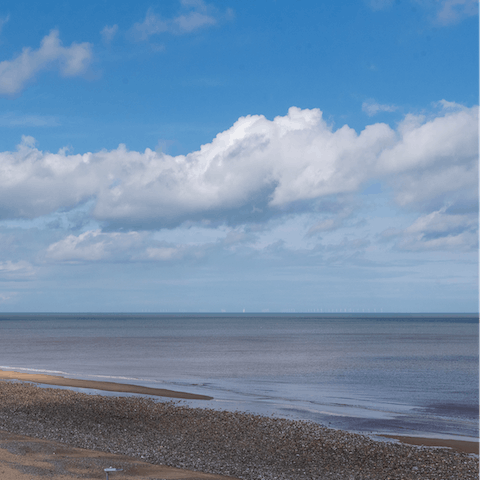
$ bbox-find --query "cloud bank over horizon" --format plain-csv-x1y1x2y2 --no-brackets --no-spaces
1,103,477,231
0,101,476,273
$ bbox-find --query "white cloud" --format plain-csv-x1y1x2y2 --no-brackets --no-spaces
436,99,467,111
306,202,355,236
0,292,18,304
396,208,478,251
0,135,99,219
145,245,196,261
0,29,92,96
0,107,395,224
307,218,341,235
101,24,118,43
435,0,478,25
377,105,478,210
405,208,476,235
131,1,218,40
401,229,477,251
362,99,397,117
131,10,168,40
368,0,478,25
46,230,144,262
174,11,216,32
44,228,212,263
146,246,181,260
368,0,395,12
0,260,35,278
0,14,9,34
0,103,477,247
47,230,106,261
0,112,59,127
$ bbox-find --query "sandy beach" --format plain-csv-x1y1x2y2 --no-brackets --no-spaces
0,371,212,400
0,430,238,480
0,373,478,479
381,434,479,455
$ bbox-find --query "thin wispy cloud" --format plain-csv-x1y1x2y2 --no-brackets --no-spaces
0,260,35,279
0,30,92,95
368,0,395,11
435,0,478,25
101,24,118,44
45,229,210,263
382,206,478,252
46,230,145,262
0,112,60,127
0,14,10,34
368,0,478,25
362,99,397,116
131,1,220,41
0,292,18,304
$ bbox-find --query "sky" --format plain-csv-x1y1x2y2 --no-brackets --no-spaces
0,0,478,313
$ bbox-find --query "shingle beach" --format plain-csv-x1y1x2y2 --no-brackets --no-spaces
0,380,477,480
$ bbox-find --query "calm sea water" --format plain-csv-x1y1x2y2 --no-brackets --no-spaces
0,313,478,440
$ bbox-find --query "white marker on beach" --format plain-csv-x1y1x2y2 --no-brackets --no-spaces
104,467,123,480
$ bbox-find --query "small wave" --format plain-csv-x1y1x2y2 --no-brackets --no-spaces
318,410,350,417
0,366,70,375
87,374,141,381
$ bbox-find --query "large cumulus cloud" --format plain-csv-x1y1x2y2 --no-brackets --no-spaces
0,103,477,234
378,105,478,211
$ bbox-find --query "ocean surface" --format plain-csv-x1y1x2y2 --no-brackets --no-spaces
0,313,478,441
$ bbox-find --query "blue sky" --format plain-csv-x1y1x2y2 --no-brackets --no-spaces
0,0,477,312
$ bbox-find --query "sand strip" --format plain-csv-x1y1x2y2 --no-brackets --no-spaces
381,435,479,455
0,370,212,400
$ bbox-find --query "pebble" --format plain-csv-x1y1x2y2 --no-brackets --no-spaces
0,381,477,480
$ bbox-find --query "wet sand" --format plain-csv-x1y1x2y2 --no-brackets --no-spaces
382,434,479,455
0,370,212,400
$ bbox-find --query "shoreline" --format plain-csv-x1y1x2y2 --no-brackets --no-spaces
379,435,478,455
0,370,212,400
1,370,477,454
0,379,477,479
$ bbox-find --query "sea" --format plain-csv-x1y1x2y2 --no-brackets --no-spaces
0,313,478,441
